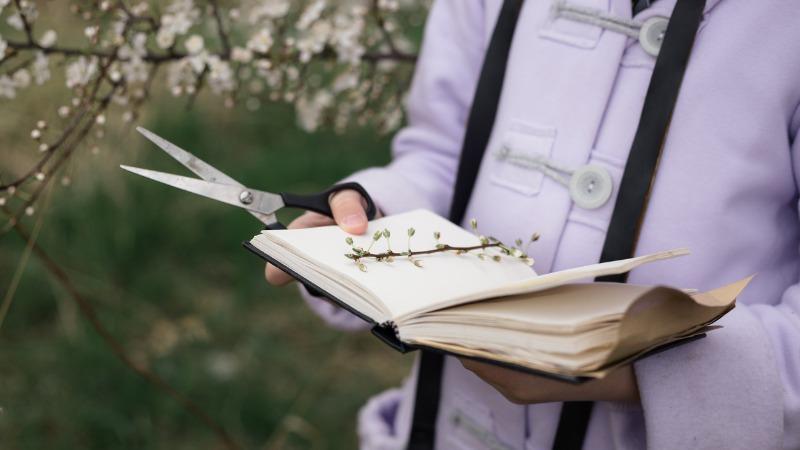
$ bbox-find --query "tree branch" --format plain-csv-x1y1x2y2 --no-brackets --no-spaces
208,0,231,58
12,0,36,45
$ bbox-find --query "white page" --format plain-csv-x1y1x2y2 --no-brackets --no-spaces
254,209,538,321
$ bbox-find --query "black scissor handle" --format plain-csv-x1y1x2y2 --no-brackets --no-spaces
264,182,377,230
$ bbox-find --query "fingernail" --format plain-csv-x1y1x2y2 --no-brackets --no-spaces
343,214,365,228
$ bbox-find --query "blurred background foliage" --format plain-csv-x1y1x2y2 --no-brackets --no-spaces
0,9,421,449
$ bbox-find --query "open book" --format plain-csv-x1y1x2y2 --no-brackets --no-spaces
245,210,747,381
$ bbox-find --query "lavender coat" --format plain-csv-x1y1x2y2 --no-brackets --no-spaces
302,0,800,448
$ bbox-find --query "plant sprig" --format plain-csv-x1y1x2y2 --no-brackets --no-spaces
343,219,539,272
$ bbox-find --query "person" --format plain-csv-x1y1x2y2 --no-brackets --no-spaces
266,0,800,448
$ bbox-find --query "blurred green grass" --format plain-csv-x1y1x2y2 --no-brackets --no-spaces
0,98,412,449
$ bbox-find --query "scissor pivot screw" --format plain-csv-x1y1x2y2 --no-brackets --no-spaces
239,190,254,205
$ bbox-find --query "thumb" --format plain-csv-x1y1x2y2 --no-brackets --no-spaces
330,189,369,235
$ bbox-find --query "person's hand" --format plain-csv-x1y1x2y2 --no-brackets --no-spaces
264,189,378,286
459,359,640,405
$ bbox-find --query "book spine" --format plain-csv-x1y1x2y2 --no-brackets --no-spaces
370,322,412,353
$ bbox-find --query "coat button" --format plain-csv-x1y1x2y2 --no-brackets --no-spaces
569,165,612,209
639,16,670,56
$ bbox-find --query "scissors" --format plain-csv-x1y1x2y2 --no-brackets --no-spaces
121,127,377,230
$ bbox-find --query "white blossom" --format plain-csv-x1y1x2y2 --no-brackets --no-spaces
206,55,235,93
331,11,366,65
32,52,50,85
166,59,198,96
130,2,149,16
0,0,8,14
65,56,98,88
296,20,331,63
231,46,253,63
0,75,15,99
296,0,326,30
246,28,274,54
184,34,204,54
12,69,31,89
296,90,333,131
249,0,291,23
381,106,403,133
378,0,399,12
0,36,6,62
84,25,99,40
7,13,23,30
39,30,57,48
117,33,149,83
332,70,359,93
156,0,200,49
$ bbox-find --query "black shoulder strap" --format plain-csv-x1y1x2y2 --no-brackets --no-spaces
406,0,705,449
553,1,705,447
406,2,525,449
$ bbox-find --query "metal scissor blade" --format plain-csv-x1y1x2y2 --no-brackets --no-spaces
120,165,285,217
136,127,239,185
134,127,279,225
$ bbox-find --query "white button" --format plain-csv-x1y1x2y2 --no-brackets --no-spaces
569,165,612,209
639,16,670,56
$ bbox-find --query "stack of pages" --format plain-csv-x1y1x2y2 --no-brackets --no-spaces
246,209,746,380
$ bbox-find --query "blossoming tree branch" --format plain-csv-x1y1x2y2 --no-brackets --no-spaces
0,2,426,447
0,0,425,233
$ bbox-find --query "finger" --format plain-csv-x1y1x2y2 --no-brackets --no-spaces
329,189,369,235
287,211,335,229
265,262,293,286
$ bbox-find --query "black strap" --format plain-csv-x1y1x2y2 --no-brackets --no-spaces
406,1,525,449
408,0,705,448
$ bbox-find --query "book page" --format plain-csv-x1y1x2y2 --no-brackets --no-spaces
252,209,538,321
402,283,658,334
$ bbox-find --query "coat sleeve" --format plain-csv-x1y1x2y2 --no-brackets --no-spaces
633,107,800,450
301,0,487,330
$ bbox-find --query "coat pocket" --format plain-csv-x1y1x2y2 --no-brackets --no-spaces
440,391,516,450
490,120,558,197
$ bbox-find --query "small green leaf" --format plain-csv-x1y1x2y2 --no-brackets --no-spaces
373,230,382,241
383,228,391,238
358,263,368,272
407,227,416,237
345,236,354,245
